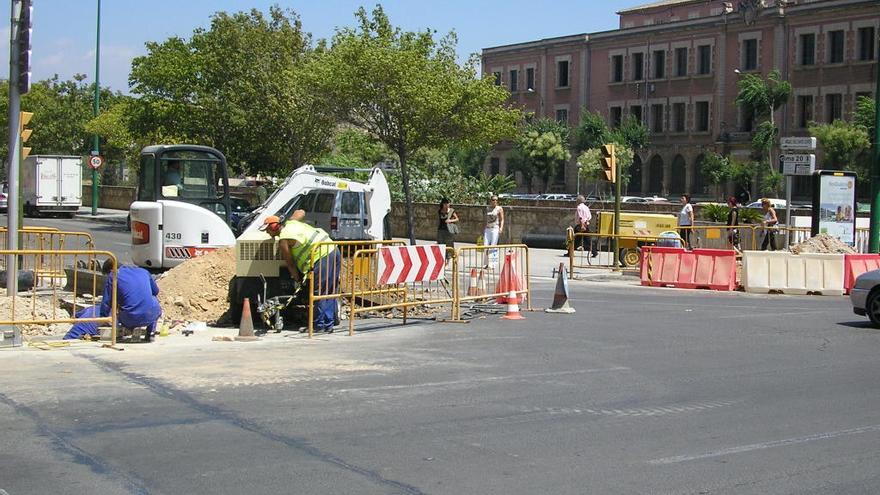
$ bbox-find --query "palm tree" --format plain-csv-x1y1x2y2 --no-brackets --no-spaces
734,69,792,172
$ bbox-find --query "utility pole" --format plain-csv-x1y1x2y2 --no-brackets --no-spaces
6,0,31,296
91,0,101,215
869,45,880,253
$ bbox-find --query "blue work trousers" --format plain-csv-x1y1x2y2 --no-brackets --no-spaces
312,249,341,331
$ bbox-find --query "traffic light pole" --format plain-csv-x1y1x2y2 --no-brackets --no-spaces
613,160,622,268
6,0,22,295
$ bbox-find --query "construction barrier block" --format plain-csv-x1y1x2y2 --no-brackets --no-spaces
844,254,880,294
742,251,772,294
674,251,697,288
784,254,808,295
640,247,686,287
691,248,737,291
803,253,845,296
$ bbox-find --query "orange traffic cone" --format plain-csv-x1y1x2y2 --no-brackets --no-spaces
467,268,483,296
235,297,260,341
501,290,525,320
496,252,524,304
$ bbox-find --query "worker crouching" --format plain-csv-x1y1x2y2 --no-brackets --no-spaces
260,211,341,333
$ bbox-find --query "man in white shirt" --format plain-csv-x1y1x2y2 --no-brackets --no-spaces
575,195,597,257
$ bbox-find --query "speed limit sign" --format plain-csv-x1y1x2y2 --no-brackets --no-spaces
88,155,104,169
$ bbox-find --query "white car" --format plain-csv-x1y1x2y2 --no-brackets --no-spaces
746,199,787,209
851,269,880,326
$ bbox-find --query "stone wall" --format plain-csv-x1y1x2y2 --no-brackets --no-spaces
82,185,137,210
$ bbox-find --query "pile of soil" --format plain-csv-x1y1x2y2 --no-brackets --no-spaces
0,296,72,337
789,234,857,255
156,248,235,324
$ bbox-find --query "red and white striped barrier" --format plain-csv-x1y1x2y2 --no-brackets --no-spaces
378,245,446,285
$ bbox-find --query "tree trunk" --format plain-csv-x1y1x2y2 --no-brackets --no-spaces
399,149,416,245
768,110,776,173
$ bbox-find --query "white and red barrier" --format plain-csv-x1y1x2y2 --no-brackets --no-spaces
640,247,737,291
377,245,446,285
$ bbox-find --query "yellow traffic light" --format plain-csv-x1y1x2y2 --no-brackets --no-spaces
601,143,616,182
20,111,33,159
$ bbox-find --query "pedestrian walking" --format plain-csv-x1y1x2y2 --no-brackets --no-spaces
484,194,504,267
678,194,694,248
726,196,741,252
574,195,597,256
437,198,459,260
760,198,779,251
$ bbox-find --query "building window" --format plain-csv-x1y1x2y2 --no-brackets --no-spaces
797,95,814,128
633,53,644,80
742,38,758,71
740,106,755,132
653,50,665,79
630,105,643,123
828,30,844,64
858,27,876,61
493,72,502,86
509,69,518,92
557,60,570,88
697,45,711,75
555,108,569,124
610,106,622,127
826,93,842,122
673,102,685,132
695,101,709,132
526,67,535,90
651,104,663,132
675,47,687,77
612,55,624,82
490,157,500,176
800,33,816,66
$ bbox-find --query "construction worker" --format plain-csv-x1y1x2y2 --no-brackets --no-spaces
260,211,341,333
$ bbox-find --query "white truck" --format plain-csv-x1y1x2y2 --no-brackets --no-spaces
21,155,83,217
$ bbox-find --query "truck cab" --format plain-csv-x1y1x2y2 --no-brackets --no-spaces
130,145,236,269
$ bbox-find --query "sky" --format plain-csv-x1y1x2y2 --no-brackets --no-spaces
0,0,640,94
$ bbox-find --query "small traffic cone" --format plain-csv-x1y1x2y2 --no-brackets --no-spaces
496,252,524,304
545,263,576,314
501,290,525,320
235,297,260,341
467,268,483,296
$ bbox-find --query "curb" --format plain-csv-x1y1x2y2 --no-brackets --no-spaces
74,214,128,226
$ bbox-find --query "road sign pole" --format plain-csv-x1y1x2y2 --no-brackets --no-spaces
784,175,792,248
91,0,101,216
869,50,880,253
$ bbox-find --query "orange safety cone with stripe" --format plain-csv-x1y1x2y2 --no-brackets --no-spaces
496,251,524,304
235,297,260,342
467,268,484,296
501,290,525,320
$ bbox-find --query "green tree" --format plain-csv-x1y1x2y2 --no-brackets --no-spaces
735,69,792,170
128,7,334,175
810,120,872,182
853,95,876,144
576,143,635,197
571,110,609,154
309,5,520,243
699,152,731,199
507,118,570,193
610,115,649,151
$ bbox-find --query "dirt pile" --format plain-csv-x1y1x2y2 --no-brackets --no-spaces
789,234,857,255
0,296,72,337
157,248,235,324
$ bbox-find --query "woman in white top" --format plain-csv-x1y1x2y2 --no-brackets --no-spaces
484,195,504,246
678,194,694,248
760,198,779,251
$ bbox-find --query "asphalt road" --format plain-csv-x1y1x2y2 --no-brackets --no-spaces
0,213,132,264
2,278,879,494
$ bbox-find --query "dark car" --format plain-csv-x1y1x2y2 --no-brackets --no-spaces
230,197,254,228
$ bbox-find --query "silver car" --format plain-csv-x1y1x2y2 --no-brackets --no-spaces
850,269,880,326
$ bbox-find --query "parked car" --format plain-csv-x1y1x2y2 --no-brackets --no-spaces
229,196,254,228
851,269,880,326
537,193,575,201
643,195,669,203
623,197,650,203
0,182,7,211
746,199,787,209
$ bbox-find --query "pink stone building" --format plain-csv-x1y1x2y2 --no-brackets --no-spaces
481,0,878,199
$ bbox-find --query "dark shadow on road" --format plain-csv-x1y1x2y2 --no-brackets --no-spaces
837,320,878,329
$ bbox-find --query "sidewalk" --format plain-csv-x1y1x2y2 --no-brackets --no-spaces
70,212,623,282
75,207,128,226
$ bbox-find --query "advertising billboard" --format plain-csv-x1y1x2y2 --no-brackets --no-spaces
811,171,857,246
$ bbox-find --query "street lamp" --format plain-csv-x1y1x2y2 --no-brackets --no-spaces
526,87,544,118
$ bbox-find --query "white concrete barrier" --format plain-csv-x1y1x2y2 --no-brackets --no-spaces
742,251,845,295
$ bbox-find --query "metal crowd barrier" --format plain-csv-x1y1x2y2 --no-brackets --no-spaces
0,228,96,285
0,249,118,347
346,246,458,336
306,241,530,337
455,244,531,316
567,231,685,277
